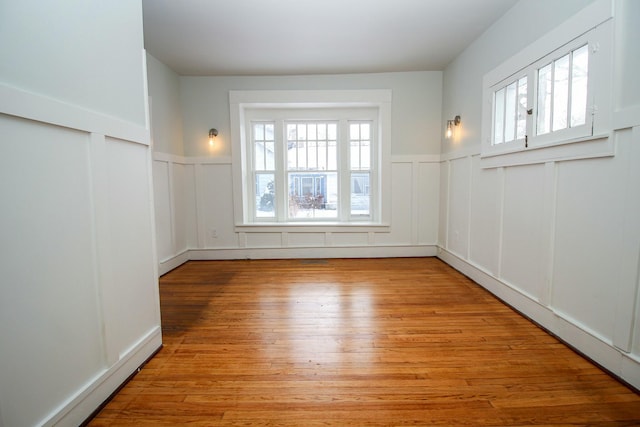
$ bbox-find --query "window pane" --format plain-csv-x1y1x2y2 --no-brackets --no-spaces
361,140,370,170
350,122,371,170
571,45,589,127
553,53,570,131
264,141,275,170
350,141,360,169
516,77,527,140
504,82,517,142
493,87,505,144
317,140,327,170
537,63,552,135
328,123,337,140
327,140,337,170
351,173,370,217
256,173,275,218
255,139,265,171
254,124,264,140
288,172,337,219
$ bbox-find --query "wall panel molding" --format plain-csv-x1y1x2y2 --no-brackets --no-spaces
0,83,149,145
152,153,440,269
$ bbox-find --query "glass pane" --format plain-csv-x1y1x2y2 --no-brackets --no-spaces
297,124,307,140
254,123,264,141
254,139,265,171
288,172,337,220
361,140,370,170
265,124,274,140
351,173,370,217
361,123,370,140
517,77,527,140
317,140,327,170
350,141,360,169
504,82,517,142
287,123,296,141
297,141,307,169
287,140,297,169
255,173,275,218
350,123,360,140
537,63,552,135
493,87,505,144
317,124,326,140
328,123,337,140
553,53,570,131
307,139,317,170
327,140,337,171
571,44,589,127
265,141,275,170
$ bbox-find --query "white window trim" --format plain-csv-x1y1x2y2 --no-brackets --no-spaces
481,0,614,163
230,90,392,230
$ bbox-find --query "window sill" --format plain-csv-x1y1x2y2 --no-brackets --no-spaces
235,222,390,233
480,132,613,169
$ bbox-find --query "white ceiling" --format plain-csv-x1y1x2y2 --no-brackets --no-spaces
142,0,518,76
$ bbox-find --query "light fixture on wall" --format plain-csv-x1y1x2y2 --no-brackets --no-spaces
446,115,461,139
208,128,218,146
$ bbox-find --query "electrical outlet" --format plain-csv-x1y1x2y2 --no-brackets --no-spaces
210,228,218,238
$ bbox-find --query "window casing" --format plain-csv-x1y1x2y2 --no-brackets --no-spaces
230,90,391,228
481,1,613,161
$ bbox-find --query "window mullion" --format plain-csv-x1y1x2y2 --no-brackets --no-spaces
339,119,350,221
274,120,286,222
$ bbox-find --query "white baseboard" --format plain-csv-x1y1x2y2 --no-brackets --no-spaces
42,326,162,427
437,247,640,390
189,245,437,261
157,245,437,274
159,250,190,276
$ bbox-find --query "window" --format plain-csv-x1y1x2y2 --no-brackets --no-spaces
230,90,391,227
481,1,613,161
247,112,375,223
536,44,589,135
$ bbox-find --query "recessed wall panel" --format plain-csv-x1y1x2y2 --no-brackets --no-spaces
469,156,501,275
447,157,470,258
152,160,173,261
0,116,104,427
501,163,545,299
553,155,624,338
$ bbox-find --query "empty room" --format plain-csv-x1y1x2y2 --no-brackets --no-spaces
1,0,640,425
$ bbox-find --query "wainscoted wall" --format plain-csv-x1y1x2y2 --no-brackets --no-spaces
153,153,440,275
0,85,161,427
437,0,640,390
438,122,640,389
0,2,161,425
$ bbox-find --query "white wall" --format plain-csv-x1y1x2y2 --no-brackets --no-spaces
439,0,640,389
0,1,161,426
151,71,443,274
147,54,185,156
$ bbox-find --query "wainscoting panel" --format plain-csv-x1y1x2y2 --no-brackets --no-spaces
438,127,640,389
154,154,440,272
500,163,546,301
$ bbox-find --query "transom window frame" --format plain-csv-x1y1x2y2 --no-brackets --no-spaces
480,0,614,165
230,90,392,231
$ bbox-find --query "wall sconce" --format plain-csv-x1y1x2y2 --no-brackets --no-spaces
208,128,218,146
446,115,461,139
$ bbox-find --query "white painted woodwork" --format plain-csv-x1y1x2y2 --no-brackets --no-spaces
0,2,161,425
439,0,640,389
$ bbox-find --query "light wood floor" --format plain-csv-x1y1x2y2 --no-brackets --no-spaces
89,258,640,426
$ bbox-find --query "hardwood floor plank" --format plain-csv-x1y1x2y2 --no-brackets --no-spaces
88,258,640,425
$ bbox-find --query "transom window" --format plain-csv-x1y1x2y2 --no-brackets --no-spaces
482,5,612,161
